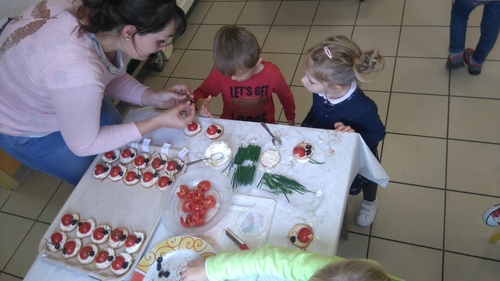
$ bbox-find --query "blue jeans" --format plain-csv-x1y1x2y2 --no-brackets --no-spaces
0,97,123,186
449,0,500,64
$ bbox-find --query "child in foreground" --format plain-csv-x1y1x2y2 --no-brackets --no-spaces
193,25,296,125
180,244,404,281
300,35,386,227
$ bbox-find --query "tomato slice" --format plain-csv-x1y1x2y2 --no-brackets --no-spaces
182,198,193,213
180,216,190,227
197,180,211,192
195,217,205,226
203,195,216,209
177,184,191,199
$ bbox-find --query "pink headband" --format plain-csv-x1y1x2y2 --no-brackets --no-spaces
323,46,332,59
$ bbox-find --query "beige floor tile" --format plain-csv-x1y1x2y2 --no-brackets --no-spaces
0,188,12,207
186,1,212,24
202,2,245,24
450,60,500,98
337,232,369,259
352,26,400,57
138,49,185,77
290,86,313,124
262,26,310,54
273,1,318,25
443,252,500,281
188,24,223,50
313,0,359,26
447,140,500,197
291,54,306,87
261,53,301,85
364,91,390,126
398,26,449,58
1,171,61,220
304,26,354,51
449,97,500,144
346,194,371,236
357,0,404,26
173,24,199,50
445,191,500,259
363,57,395,93
0,213,34,268
372,183,445,248
392,57,449,95
135,75,168,91
38,182,73,224
381,134,446,188
386,92,448,138
368,238,443,281
403,0,451,26
4,222,48,278
0,273,23,280
237,1,281,25
172,50,214,79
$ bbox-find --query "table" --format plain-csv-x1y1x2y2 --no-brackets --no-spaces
25,108,389,281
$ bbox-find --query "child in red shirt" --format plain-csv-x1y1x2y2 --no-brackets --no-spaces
193,25,296,125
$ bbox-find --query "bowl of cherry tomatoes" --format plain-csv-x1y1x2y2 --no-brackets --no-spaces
160,168,233,235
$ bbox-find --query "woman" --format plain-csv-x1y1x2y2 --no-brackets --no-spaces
0,0,195,185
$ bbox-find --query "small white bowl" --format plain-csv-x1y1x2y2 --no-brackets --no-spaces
204,141,232,170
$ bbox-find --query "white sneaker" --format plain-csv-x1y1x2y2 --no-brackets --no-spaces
356,198,379,227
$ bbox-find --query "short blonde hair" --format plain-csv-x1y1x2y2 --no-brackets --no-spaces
213,25,261,76
309,259,390,281
304,35,384,85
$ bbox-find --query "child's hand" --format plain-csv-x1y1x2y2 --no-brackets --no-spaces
180,260,208,281
334,122,355,133
195,96,214,119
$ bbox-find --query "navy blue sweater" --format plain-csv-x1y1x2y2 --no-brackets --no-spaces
301,88,386,156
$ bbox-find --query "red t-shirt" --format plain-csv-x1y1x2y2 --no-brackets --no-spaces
193,61,296,124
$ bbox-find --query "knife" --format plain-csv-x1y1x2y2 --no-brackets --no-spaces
225,228,249,250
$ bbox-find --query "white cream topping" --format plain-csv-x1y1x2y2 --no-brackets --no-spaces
205,124,224,139
133,153,151,169
108,229,129,249
109,164,127,182
94,247,115,269
91,224,111,244
46,231,68,252
140,169,158,188
77,243,99,264
119,148,137,164
111,253,133,276
60,213,80,232
184,122,202,136
102,149,121,163
62,238,82,259
259,149,281,168
204,141,231,168
93,163,111,179
76,218,96,238
125,232,145,254
150,153,168,170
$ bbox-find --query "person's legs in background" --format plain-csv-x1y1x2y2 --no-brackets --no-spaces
0,97,123,186
470,1,500,64
448,0,477,67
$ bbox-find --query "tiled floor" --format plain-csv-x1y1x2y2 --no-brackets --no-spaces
1,0,500,280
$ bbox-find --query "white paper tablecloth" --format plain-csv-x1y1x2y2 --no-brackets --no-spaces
25,108,389,281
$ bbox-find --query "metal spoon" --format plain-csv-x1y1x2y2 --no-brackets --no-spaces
260,122,282,147
185,152,224,166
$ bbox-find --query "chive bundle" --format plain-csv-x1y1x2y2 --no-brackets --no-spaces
226,144,261,189
257,173,313,202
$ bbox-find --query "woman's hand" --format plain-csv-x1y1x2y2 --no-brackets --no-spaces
135,100,195,135
180,260,208,281
334,122,355,133
195,96,214,119
141,84,194,109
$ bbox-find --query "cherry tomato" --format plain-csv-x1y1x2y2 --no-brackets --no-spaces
197,180,211,192
134,156,145,166
158,176,171,188
125,171,138,182
94,164,105,175
95,250,109,263
176,185,190,199
61,214,73,226
187,122,198,131
293,146,306,157
206,125,217,135
121,149,131,158
51,232,63,244
79,222,91,234
297,227,313,243
125,235,137,247
93,227,106,240
110,166,122,177
79,245,94,260
63,240,76,255
111,228,124,242
182,198,194,213
180,216,190,227
142,171,154,182
104,151,115,159
112,255,125,270
203,195,216,209
166,161,177,172
151,157,165,169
